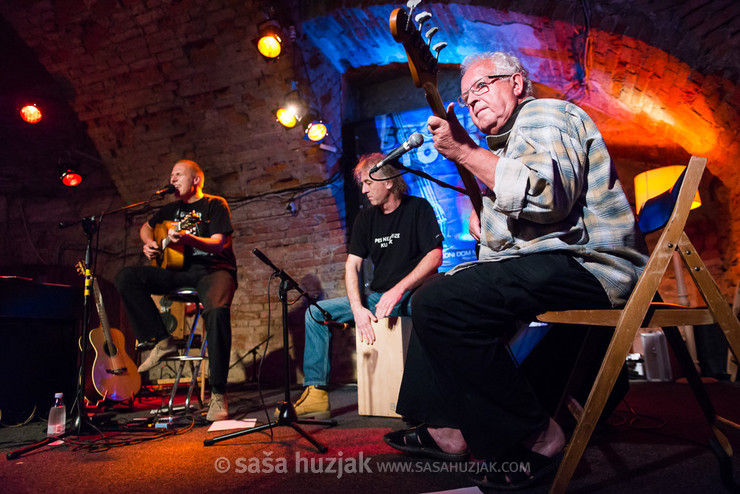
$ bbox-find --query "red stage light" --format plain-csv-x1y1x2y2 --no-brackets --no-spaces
60,169,83,187
20,104,42,124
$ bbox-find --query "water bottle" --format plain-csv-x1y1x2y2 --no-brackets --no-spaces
47,392,66,437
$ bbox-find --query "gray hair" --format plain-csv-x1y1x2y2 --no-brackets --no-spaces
461,52,533,98
354,153,408,197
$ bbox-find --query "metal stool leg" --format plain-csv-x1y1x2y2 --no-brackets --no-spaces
165,307,203,415
184,334,208,411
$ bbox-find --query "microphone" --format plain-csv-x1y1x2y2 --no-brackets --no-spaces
322,320,352,330
369,133,424,174
155,184,176,196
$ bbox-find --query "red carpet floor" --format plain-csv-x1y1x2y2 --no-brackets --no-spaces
1,382,739,493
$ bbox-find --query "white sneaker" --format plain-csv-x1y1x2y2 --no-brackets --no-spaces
207,393,229,422
137,336,177,373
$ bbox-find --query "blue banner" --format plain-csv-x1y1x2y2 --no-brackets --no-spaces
374,106,486,270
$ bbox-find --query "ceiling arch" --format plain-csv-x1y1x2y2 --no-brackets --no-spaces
298,1,738,167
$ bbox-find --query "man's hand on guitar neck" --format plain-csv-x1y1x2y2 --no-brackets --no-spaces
167,227,188,245
428,102,478,166
428,102,499,191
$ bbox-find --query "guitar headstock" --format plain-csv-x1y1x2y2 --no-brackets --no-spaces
178,211,202,233
389,3,447,91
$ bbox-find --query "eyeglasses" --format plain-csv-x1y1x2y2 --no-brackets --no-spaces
457,74,513,107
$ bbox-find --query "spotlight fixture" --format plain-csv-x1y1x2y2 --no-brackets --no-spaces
275,107,298,128
302,110,328,143
58,154,83,187
19,103,43,124
274,87,307,128
304,121,328,142
254,20,284,59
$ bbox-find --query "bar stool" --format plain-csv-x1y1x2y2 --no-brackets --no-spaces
161,287,207,415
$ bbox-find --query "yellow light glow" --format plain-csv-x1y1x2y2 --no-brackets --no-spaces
257,34,281,58
305,122,327,142
634,165,701,214
20,104,42,124
276,108,297,128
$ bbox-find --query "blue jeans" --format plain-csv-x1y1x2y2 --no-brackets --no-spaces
303,291,413,387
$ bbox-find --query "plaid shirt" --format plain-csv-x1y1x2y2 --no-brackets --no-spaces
450,98,648,307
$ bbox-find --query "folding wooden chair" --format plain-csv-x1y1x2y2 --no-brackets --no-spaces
536,155,740,493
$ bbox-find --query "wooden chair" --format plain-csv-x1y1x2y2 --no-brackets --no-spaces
536,156,740,493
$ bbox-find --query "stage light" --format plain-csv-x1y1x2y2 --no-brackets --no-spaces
254,20,283,59
59,168,83,187
20,104,42,124
304,120,328,143
276,108,298,128
58,155,83,187
274,89,306,129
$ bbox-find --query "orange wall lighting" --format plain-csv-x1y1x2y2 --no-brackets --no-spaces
254,21,283,59
20,104,42,124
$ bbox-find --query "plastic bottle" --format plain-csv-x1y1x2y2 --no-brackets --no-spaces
47,392,66,437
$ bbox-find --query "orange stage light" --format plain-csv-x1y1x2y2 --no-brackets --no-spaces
20,104,42,124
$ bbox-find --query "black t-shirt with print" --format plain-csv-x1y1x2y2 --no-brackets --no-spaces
148,194,236,273
349,195,443,292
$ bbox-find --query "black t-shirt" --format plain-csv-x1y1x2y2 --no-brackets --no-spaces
148,194,237,272
349,195,443,292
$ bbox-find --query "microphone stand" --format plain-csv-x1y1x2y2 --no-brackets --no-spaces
204,249,336,451
58,195,170,436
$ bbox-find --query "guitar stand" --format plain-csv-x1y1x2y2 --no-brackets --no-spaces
204,249,336,451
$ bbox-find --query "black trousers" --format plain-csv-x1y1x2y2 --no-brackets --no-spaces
115,264,237,394
396,252,612,460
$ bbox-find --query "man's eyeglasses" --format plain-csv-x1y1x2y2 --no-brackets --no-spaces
457,74,513,107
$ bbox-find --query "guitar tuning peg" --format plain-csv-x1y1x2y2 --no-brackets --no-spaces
425,26,439,44
406,0,422,14
415,11,432,32
432,41,447,60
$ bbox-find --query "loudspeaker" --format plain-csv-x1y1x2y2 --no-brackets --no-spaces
641,331,673,382
0,318,78,424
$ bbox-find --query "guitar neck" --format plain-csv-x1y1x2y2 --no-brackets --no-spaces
423,81,448,119
155,218,186,252
423,83,483,216
92,278,115,345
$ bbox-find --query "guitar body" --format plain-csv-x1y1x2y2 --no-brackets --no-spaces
152,221,186,270
88,326,141,402
75,260,142,403
151,212,201,270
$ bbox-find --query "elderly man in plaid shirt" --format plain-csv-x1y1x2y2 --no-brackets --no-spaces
384,51,649,490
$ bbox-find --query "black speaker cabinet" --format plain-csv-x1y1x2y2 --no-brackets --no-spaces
0,278,80,424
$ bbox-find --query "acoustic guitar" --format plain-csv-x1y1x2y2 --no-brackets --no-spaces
151,211,201,270
389,3,483,217
76,261,141,402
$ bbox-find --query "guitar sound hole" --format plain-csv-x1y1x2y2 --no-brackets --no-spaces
103,342,119,358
